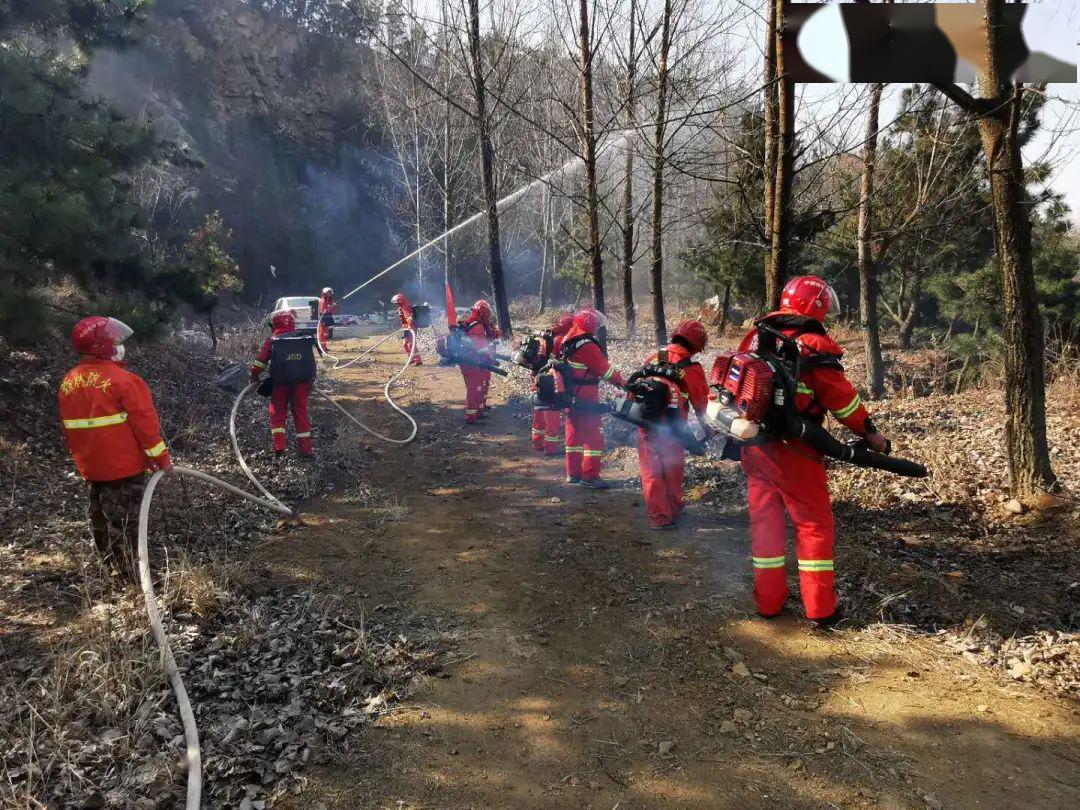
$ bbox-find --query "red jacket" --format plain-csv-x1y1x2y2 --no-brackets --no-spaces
738,311,872,436
461,316,500,357
643,343,709,417
559,326,625,402
318,294,338,318
396,303,415,329
59,359,172,482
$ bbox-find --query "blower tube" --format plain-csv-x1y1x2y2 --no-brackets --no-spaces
789,418,928,478
137,466,295,810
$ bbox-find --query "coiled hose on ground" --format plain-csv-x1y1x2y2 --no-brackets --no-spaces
137,466,295,810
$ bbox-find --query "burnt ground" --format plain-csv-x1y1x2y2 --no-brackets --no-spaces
256,333,1080,810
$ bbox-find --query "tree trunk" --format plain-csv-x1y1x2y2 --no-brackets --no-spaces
857,81,886,398
718,284,731,334
931,1,1056,497
762,0,779,312
467,0,512,337
766,0,794,312
978,70,1054,493
578,0,605,328
897,273,920,349
649,0,673,348
207,309,218,353
621,0,638,337
539,185,549,313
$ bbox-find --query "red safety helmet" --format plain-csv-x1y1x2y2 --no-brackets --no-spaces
471,299,492,322
573,307,606,334
271,310,297,334
552,313,574,336
391,293,410,308
71,316,133,359
780,276,839,322
671,320,708,353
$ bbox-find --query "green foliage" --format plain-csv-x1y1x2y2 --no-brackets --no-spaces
681,111,768,311
177,212,243,316
0,0,169,340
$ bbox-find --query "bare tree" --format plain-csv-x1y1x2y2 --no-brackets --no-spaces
857,81,886,397
577,0,606,321
647,0,673,346
620,0,640,335
765,0,794,311
934,0,1056,498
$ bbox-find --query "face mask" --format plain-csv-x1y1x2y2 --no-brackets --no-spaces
112,343,126,362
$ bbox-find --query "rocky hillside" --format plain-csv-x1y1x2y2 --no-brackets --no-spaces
86,0,400,301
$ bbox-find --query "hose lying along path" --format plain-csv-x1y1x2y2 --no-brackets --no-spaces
315,328,418,445
230,383,290,512
137,467,294,810
229,329,419,509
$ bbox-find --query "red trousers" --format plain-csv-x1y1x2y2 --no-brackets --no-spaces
565,408,604,480
637,427,685,527
742,441,835,620
543,410,563,455
317,322,331,353
403,331,422,365
462,366,490,423
269,382,313,455
531,408,546,450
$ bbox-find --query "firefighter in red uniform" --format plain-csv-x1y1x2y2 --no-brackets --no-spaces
391,293,423,365
636,320,711,529
542,313,576,456
740,276,887,628
251,311,315,457
317,287,338,353
460,299,501,424
529,313,573,452
58,317,173,578
559,308,625,488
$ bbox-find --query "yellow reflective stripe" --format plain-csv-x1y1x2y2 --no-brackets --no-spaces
602,367,615,381
565,446,584,454
583,450,603,457
296,432,311,438
62,412,128,430
144,441,167,458
797,559,834,572
544,436,561,442
271,427,286,434
796,382,813,396
531,428,544,435
833,394,862,419
567,361,588,370
253,360,268,369
752,556,786,569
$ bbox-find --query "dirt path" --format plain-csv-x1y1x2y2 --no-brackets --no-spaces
253,335,1080,809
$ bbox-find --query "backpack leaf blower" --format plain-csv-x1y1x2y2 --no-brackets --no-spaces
706,326,928,478
435,327,509,376
610,351,706,455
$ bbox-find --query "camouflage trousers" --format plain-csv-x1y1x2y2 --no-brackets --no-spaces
88,474,146,580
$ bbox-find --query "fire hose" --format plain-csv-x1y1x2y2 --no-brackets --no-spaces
230,329,419,506
137,466,295,810
314,328,418,444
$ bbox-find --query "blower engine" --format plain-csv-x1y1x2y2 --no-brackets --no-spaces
512,331,553,373
435,327,508,376
609,350,705,455
705,325,928,478
411,303,432,329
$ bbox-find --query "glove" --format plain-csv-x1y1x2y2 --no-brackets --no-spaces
866,432,889,454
